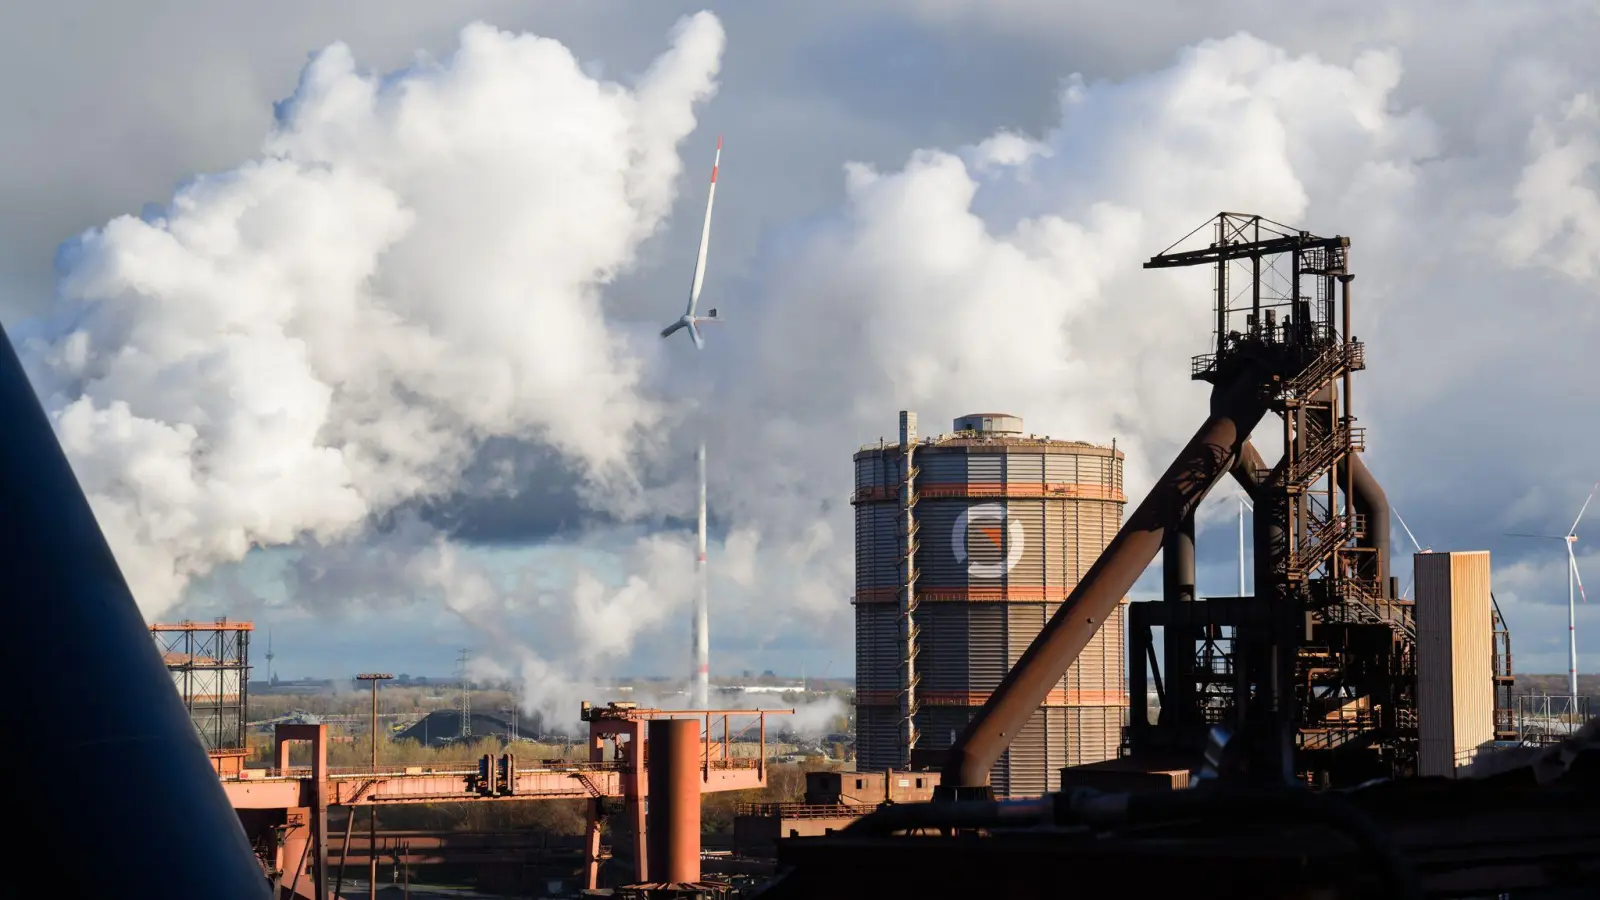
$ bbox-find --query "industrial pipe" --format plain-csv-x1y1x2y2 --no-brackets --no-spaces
0,324,271,897
940,371,1272,794
1231,440,1266,498
1306,384,1391,593
1340,454,1392,593
646,718,701,884
1160,510,1196,726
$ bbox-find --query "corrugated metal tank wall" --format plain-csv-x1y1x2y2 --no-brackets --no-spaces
853,416,1128,793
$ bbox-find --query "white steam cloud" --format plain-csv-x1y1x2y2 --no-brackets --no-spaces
26,13,725,616
20,12,1600,686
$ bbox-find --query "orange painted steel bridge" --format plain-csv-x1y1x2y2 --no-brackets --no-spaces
224,703,791,899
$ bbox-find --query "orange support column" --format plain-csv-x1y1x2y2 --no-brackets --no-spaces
584,729,606,890
274,724,328,899
628,720,648,883
647,718,702,885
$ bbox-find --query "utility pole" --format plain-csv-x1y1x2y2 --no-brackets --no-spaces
356,673,393,900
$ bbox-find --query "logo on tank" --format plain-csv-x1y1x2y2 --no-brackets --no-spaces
952,503,1025,578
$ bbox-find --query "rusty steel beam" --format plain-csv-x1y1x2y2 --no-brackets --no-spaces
646,718,702,884
0,322,270,897
941,370,1272,794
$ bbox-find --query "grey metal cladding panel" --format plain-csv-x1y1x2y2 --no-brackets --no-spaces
1075,453,1108,486
1005,500,1046,588
918,451,969,484
1066,600,1121,694
915,706,973,754
918,500,970,589
1007,603,1045,668
855,605,899,692
918,604,969,692
1043,502,1069,590
1043,454,1077,482
865,451,905,490
1046,708,1067,793
854,504,900,589
967,452,1003,483
854,455,876,491
855,706,901,771
1005,453,1045,481
967,605,1008,692
1003,707,1051,798
1062,706,1123,767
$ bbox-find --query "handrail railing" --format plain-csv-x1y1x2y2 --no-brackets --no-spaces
735,802,878,819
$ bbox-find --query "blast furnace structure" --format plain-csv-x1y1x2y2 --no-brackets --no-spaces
853,413,1127,796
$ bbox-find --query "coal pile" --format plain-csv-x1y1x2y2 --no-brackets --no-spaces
396,709,527,746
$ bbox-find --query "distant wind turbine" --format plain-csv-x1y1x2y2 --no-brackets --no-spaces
1236,492,1252,597
1507,482,1599,703
660,135,724,350
660,136,724,711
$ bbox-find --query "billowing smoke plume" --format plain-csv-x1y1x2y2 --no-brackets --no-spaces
25,13,725,616
21,11,1600,686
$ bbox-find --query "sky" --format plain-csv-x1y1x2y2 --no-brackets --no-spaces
4,2,1600,722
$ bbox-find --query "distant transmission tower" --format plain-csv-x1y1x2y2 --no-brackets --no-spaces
456,649,471,739
265,629,275,683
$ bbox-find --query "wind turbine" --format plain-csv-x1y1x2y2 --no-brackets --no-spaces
660,136,724,711
1236,493,1252,597
1508,482,1599,704
660,135,724,350
1392,506,1429,600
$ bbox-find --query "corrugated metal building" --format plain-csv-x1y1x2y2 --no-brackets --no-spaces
853,412,1128,797
1414,551,1494,777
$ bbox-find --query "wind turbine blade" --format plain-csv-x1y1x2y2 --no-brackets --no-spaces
689,320,704,350
685,135,721,318
1570,544,1588,603
660,321,686,339
1571,481,1600,536
1393,507,1425,554
1506,532,1568,540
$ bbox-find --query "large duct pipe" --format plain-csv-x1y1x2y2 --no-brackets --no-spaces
0,325,271,897
940,371,1272,794
646,718,701,885
1160,510,1196,727
1305,385,1391,594
1232,440,1266,498
1341,454,1392,593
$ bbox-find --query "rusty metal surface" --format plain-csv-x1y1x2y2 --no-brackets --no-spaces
941,372,1271,793
647,718,702,885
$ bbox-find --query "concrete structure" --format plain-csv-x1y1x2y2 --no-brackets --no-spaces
1415,551,1495,777
853,412,1128,796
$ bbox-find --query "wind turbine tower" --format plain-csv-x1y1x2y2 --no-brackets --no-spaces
661,136,724,710
1509,482,1598,704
